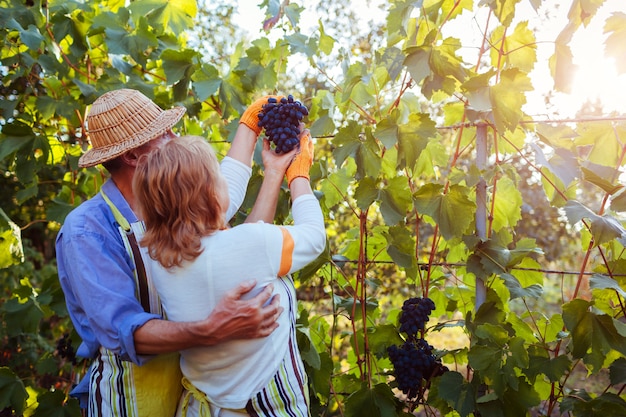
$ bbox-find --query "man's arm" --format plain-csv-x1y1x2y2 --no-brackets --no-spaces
134,280,283,355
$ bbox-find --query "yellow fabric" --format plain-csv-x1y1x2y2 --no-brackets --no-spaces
286,131,314,186
180,378,247,417
100,189,183,417
181,377,212,417
100,189,130,231
239,95,284,135
133,353,183,417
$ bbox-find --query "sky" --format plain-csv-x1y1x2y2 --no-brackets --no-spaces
233,0,626,118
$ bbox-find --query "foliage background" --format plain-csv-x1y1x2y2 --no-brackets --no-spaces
1,0,626,416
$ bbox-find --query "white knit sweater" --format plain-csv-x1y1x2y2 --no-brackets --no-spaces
146,181,325,409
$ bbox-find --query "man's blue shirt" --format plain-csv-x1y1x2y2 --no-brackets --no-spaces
56,179,160,365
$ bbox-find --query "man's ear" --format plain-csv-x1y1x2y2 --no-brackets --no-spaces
120,148,142,168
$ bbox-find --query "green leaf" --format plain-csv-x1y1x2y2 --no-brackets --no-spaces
501,377,541,415
344,383,398,417
437,371,476,417
354,177,379,210
317,20,335,55
563,200,598,225
397,113,436,170
531,144,579,187
368,324,404,357
413,184,475,240
462,70,495,112
482,0,520,26
20,24,44,51
605,12,626,73
500,273,543,299
430,40,467,84
355,128,382,180
128,0,196,36
192,63,221,101
489,21,536,72
475,239,510,275
286,32,315,56
296,325,321,370
561,392,626,417
374,114,399,149
379,176,412,226
404,46,431,85
309,113,335,137
469,344,503,374
333,120,364,168
490,176,522,231
2,298,43,336
576,121,621,167
0,121,36,160
161,48,196,85
0,367,27,415
414,139,448,177
569,0,607,26
562,299,626,359
489,68,532,133
320,166,354,208
32,389,81,416
610,187,626,212
526,353,572,383
581,161,621,194
590,274,626,299
549,25,576,93
590,215,626,247
384,225,416,270
0,208,24,268
609,357,626,385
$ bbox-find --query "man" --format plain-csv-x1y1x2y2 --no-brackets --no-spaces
56,88,292,416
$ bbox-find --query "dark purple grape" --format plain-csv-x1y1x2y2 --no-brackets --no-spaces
257,95,309,153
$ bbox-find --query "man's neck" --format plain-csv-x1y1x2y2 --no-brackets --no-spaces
110,168,136,213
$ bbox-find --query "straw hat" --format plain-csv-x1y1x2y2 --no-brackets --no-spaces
79,89,186,168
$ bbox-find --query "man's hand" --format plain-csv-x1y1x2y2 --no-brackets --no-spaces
262,138,298,181
202,280,284,344
134,280,283,355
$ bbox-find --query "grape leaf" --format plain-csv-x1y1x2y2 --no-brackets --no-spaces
414,184,475,240
605,12,626,72
0,367,27,415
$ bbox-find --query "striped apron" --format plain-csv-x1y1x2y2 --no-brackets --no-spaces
179,277,310,417
88,190,183,417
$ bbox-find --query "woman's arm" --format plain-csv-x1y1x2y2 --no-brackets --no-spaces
246,140,297,223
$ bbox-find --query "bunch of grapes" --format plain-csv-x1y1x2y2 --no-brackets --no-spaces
398,296,436,337
387,339,446,399
56,333,77,365
257,95,309,153
387,297,447,400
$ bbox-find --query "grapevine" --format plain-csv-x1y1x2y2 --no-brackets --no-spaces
257,95,309,153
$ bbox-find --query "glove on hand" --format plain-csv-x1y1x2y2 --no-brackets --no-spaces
286,130,314,187
239,95,284,136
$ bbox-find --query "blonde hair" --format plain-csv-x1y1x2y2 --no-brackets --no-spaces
133,135,227,269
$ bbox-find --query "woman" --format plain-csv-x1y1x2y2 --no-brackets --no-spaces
133,132,325,417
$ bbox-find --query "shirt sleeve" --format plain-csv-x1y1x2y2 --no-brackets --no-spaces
57,216,160,365
273,193,326,275
220,156,252,221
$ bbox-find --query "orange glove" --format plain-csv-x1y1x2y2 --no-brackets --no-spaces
239,95,284,136
286,130,314,187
